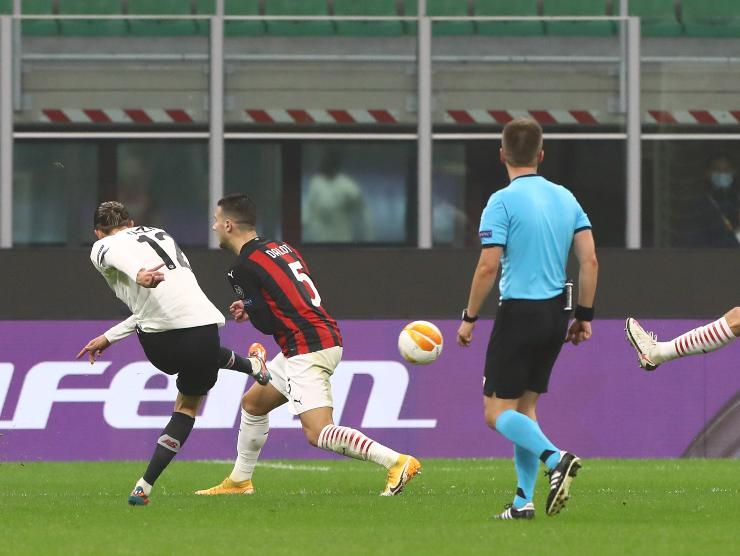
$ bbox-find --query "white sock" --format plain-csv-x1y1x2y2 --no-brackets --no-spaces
655,317,736,363
135,478,152,496
229,410,269,482
317,424,400,470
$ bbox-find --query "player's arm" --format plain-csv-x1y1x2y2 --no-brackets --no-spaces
75,315,137,364
566,229,599,345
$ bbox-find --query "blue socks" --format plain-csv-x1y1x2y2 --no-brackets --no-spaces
513,445,539,509
495,409,561,470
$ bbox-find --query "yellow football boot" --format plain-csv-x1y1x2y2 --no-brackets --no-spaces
195,477,255,495
380,454,421,496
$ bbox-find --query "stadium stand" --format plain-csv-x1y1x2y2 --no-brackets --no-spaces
423,0,474,37
7,1,740,39
20,0,59,36
333,0,404,37
623,0,683,37
682,0,740,38
58,1,126,37
542,0,615,36
214,0,265,36
475,0,544,37
125,0,198,36
263,0,333,37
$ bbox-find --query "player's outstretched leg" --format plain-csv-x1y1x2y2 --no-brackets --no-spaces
493,409,580,516
315,424,422,496
218,343,271,385
626,312,737,371
129,408,196,506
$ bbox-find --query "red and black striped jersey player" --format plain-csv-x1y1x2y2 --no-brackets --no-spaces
196,193,421,497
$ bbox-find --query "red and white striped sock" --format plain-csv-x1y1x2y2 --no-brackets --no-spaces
317,425,399,469
655,317,736,363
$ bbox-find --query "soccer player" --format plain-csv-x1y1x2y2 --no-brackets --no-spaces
456,118,598,520
196,193,421,496
76,201,271,506
626,308,739,370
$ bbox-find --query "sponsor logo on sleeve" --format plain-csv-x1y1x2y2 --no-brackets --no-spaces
479,230,493,239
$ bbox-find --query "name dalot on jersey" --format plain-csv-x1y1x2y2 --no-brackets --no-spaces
265,243,293,259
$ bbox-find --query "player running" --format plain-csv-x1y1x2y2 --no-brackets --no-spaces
196,193,420,497
626,308,739,370
76,201,270,507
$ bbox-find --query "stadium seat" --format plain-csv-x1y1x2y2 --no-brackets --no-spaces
333,0,403,37
621,0,683,37
402,0,474,37
126,0,198,36
681,1,740,38
541,0,614,37
21,0,59,36
263,0,333,36
58,1,126,37
475,0,544,37
225,0,264,36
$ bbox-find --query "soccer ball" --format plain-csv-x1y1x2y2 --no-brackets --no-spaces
398,321,443,365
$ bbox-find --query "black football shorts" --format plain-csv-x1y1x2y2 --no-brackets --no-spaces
136,323,221,396
483,296,571,399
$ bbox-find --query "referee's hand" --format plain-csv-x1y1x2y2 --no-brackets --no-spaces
457,321,475,347
565,320,592,345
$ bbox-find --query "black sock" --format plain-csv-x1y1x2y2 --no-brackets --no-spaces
142,412,195,486
217,346,253,375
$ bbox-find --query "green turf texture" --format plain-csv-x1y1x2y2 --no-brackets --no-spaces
1,459,738,555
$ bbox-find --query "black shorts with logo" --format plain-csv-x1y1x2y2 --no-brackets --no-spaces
136,323,221,396
483,295,571,399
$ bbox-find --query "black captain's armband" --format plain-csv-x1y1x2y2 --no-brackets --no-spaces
574,305,594,322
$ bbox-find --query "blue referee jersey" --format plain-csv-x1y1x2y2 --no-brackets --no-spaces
478,174,591,300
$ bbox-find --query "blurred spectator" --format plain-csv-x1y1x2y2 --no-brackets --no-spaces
302,149,372,243
675,154,740,247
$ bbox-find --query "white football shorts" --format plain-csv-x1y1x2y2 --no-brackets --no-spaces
268,346,342,415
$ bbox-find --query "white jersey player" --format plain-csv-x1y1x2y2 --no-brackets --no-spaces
76,201,270,507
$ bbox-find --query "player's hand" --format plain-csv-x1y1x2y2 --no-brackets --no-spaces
136,263,166,288
457,321,475,347
76,335,111,364
565,320,592,345
229,300,250,323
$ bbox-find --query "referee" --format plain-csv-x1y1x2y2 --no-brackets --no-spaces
456,118,599,520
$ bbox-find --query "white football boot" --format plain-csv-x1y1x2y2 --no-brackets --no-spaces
625,318,659,371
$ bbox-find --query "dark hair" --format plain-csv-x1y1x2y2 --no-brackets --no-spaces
502,118,543,167
217,193,257,230
94,201,130,233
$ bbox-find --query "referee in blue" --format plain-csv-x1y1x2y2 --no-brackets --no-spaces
457,117,599,520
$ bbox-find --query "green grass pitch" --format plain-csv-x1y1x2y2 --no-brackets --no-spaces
1,459,738,555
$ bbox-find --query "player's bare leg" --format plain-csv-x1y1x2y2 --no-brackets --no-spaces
485,394,580,517
129,393,203,506
196,380,286,495
303,406,422,496
626,308,738,371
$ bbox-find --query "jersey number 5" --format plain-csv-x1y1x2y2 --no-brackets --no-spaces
137,231,191,270
288,261,321,307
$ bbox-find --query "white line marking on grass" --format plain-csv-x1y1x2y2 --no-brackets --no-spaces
259,462,330,472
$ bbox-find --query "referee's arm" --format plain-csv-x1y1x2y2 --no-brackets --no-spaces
457,246,502,347
565,229,599,346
